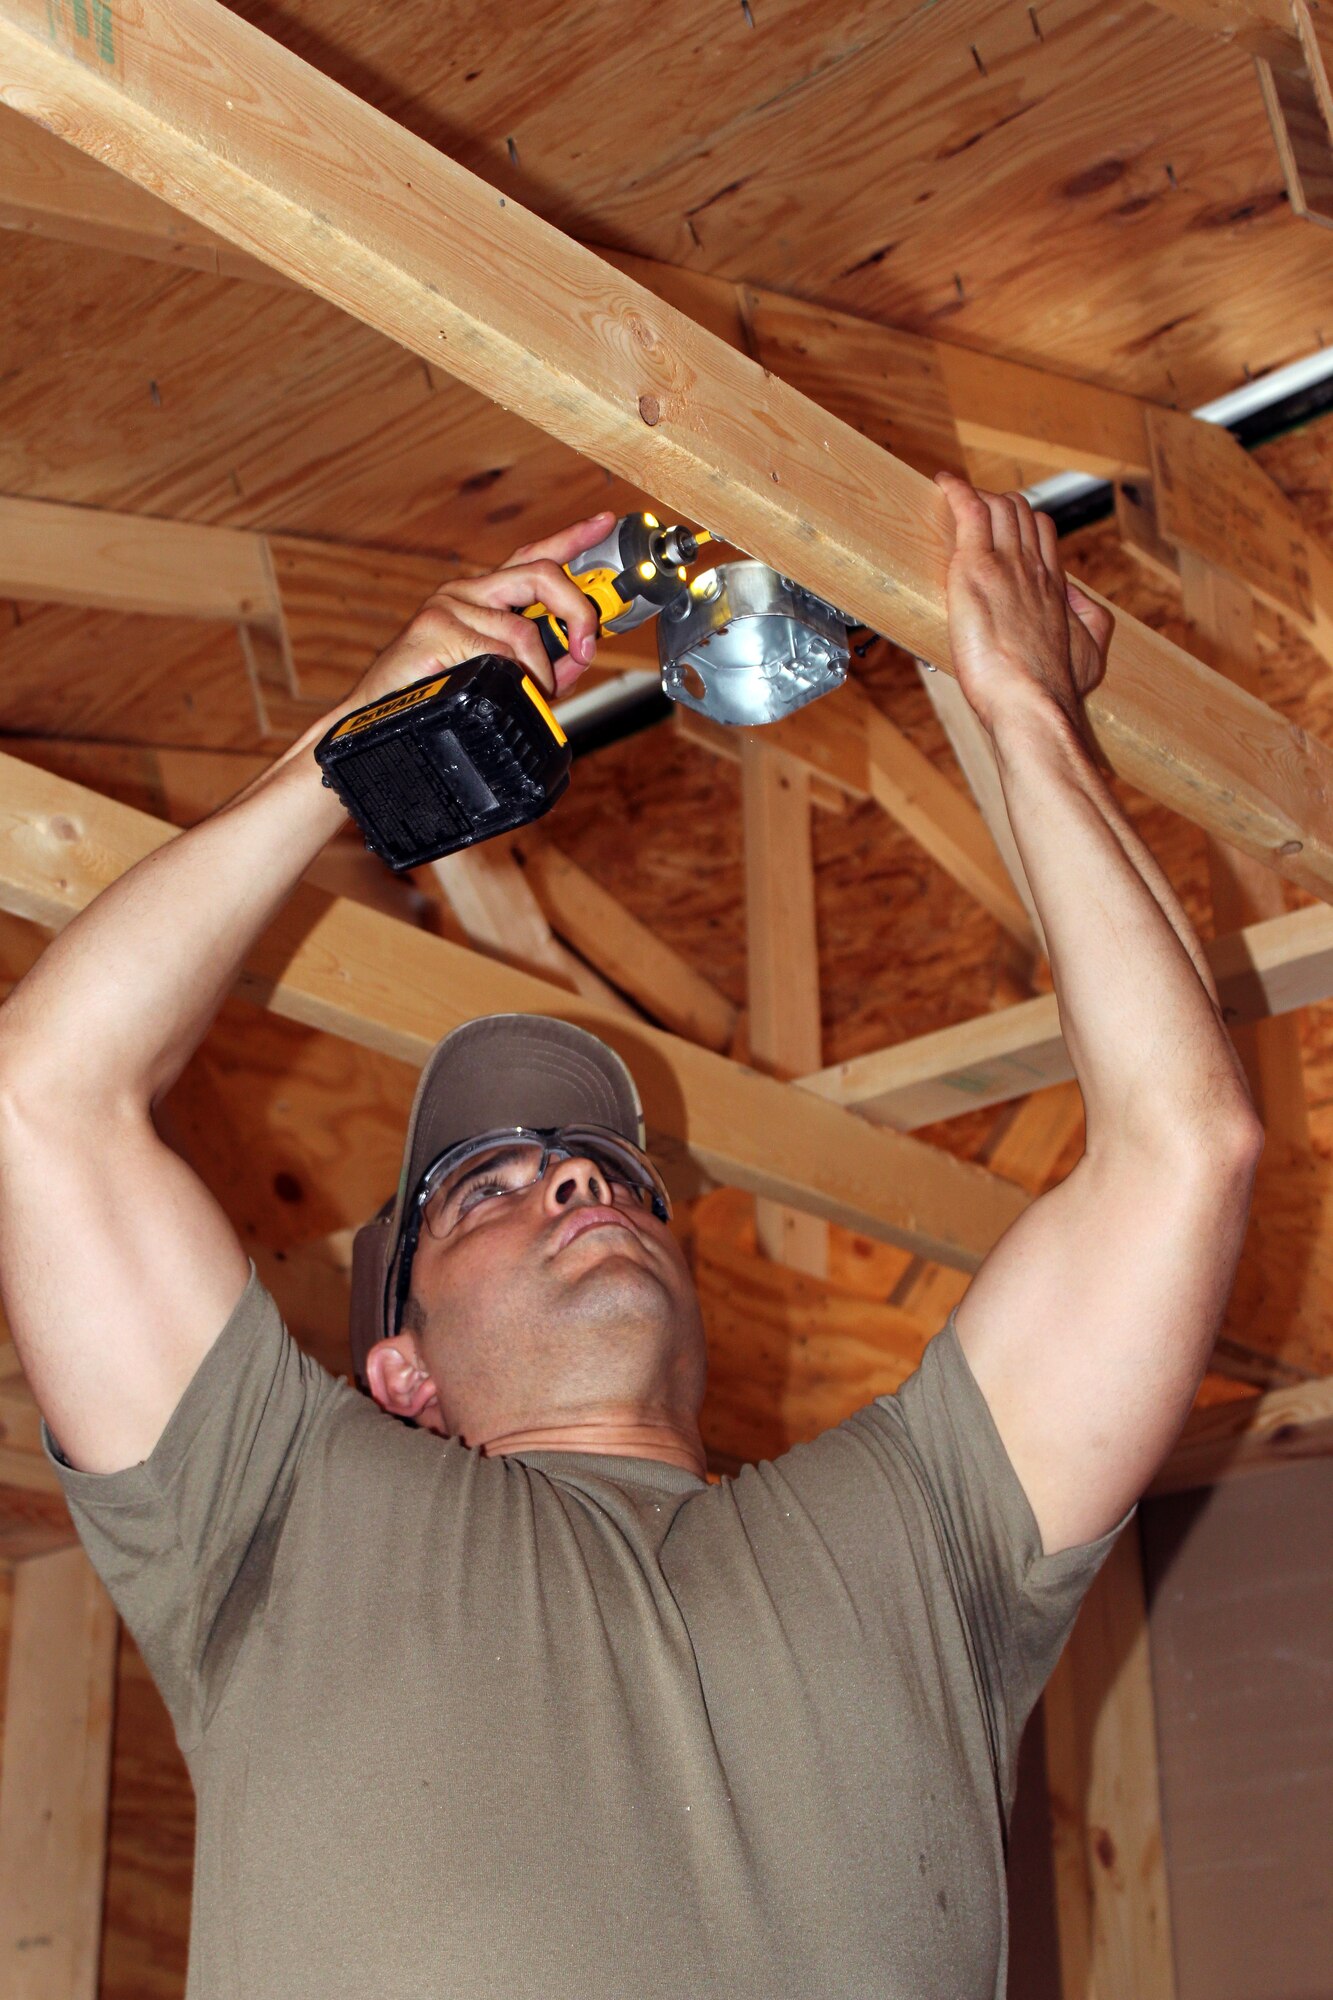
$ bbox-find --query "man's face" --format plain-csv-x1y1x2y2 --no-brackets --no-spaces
367,1145,707,1447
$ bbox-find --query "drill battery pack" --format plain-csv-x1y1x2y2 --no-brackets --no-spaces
313,655,571,871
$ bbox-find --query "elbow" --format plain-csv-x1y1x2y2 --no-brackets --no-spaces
1170,1092,1265,1198
1106,1075,1264,1191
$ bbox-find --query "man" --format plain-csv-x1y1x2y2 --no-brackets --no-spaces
0,479,1261,2000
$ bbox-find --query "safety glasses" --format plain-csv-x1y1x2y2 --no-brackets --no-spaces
388,1125,671,1338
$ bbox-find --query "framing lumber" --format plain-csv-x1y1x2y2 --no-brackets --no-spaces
0,750,1027,1266
1180,547,1310,1142
801,899,1333,1128
1149,1370,1333,1492
1295,0,1333,125
742,740,828,1276
742,287,1151,483
0,1546,117,2000
515,838,738,1053
0,492,452,708
1146,0,1304,68
5,4,1333,903
1147,404,1333,663
1044,1527,1176,2000
1257,8,1333,229
677,684,1040,949
916,663,1046,963
0,491,277,622
427,841,639,1017
0,103,1156,495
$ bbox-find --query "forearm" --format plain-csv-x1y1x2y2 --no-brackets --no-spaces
990,690,1253,1148
0,711,347,1110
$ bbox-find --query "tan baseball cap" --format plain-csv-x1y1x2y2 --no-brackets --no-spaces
348,1014,646,1382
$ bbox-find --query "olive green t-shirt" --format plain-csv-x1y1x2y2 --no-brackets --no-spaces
51,1269,1120,1999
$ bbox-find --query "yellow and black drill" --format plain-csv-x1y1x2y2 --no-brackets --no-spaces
314,512,711,872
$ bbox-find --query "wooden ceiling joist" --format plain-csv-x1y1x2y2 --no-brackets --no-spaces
0,105,1153,489
0,749,1028,1266
5,0,1333,903
0,491,276,622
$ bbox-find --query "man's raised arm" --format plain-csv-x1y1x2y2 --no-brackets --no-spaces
0,518,611,1475
934,473,1264,1554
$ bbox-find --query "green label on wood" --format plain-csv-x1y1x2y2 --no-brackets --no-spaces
47,0,115,65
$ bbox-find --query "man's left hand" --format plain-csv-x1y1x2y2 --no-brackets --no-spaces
934,472,1113,737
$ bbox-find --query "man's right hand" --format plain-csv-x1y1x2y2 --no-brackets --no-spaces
351,512,617,710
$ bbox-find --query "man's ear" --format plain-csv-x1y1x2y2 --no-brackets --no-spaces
365,1335,444,1431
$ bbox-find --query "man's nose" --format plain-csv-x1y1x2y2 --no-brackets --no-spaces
542,1154,611,1211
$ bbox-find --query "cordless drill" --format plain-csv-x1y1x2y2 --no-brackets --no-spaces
314,512,711,872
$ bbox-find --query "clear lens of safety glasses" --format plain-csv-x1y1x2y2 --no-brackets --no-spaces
416,1125,671,1240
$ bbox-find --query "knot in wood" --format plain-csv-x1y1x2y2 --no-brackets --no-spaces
1278,839,1304,857
638,394,661,427
48,815,79,844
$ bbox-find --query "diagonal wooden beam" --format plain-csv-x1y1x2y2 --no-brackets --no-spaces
5,2,1333,899
915,662,1046,961
802,900,1333,1129
0,750,1026,1266
1178,547,1311,1142
514,837,738,1054
0,103,1152,491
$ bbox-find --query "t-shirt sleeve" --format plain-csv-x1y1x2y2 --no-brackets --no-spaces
44,1265,344,1751
865,1315,1128,1807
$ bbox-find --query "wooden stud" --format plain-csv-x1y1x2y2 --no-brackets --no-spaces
1178,548,1310,1143
5,5,1333,899
1115,480,1182,587
0,1547,117,2000
679,682,1039,949
0,751,1028,1265
741,739,828,1276
516,838,738,1052
1044,1526,1176,2000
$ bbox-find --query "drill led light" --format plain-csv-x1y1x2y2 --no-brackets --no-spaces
642,512,659,528
638,560,657,581
677,565,687,580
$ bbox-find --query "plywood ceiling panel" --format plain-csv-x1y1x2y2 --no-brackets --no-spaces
209,0,1333,404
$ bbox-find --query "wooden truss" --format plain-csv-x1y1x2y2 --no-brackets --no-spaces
4,0,1333,895
2,12,1333,1998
